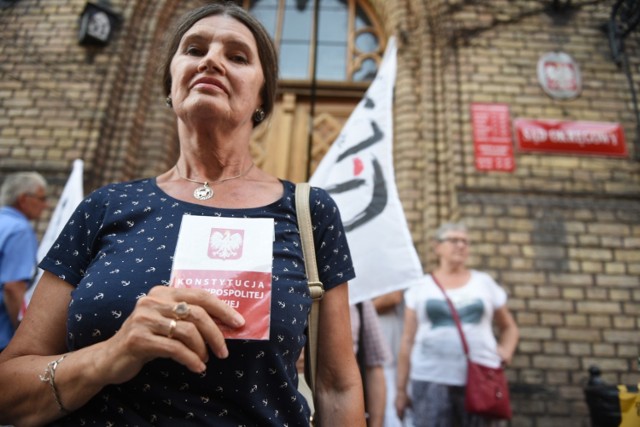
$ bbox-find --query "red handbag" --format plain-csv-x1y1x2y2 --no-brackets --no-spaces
431,274,512,420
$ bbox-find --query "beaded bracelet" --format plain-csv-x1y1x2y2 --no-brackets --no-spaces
39,354,69,412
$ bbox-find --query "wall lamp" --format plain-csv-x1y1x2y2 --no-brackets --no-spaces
78,1,120,47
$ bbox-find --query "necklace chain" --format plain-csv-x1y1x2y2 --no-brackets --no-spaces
174,163,254,201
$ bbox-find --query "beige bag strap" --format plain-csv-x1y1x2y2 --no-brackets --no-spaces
295,183,325,395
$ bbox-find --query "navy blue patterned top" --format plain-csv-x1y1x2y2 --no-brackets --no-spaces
40,178,355,426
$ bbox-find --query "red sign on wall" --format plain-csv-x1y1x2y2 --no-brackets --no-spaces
471,103,515,172
514,119,627,157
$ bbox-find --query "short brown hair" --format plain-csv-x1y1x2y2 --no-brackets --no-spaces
160,2,278,126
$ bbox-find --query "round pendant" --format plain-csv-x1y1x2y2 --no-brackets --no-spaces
193,184,214,201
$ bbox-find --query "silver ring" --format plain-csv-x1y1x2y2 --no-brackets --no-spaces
167,319,177,339
172,302,190,320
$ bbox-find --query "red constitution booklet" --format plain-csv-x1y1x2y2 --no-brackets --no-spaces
170,215,274,340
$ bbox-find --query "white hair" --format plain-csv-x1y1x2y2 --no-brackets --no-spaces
433,222,467,241
0,172,48,206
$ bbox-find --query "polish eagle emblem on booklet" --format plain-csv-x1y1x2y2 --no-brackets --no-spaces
170,215,274,340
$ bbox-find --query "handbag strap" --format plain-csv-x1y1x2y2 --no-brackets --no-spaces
430,273,470,356
295,183,325,394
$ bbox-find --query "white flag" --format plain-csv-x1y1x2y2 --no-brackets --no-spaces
309,38,424,304
22,159,84,313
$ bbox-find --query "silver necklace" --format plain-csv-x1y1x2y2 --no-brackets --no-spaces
174,163,254,201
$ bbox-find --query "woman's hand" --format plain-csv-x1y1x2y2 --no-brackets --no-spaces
395,388,411,420
494,305,519,367
99,285,245,385
497,344,514,366
313,284,366,426
395,307,417,421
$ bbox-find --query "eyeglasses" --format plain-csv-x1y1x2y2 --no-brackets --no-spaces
26,193,47,202
440,237,469,246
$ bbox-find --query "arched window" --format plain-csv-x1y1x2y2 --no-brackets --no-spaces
241,0,384,82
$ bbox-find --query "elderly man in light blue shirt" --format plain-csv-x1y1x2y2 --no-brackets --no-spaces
0,172,47,350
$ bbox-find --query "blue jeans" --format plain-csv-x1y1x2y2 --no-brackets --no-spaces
411,380,491,427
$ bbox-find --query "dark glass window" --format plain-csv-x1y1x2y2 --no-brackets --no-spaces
246,0,382,82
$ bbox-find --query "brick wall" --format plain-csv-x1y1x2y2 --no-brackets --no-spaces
388,0,640,425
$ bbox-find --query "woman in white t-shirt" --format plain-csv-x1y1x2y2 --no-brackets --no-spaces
395,222,519,427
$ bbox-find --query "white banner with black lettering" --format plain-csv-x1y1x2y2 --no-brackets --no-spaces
309,38,423,304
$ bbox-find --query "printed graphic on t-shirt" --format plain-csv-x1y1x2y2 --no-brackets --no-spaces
426,298,484,328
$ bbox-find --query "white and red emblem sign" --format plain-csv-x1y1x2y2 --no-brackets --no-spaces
537,52,581,100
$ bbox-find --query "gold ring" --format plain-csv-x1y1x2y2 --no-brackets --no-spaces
167,319,177,339
172,301,190,320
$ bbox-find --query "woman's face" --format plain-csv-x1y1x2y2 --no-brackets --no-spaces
435,230,470,265
169,14,264,127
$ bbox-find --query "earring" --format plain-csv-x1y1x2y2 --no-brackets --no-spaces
253,108,265,123
165,96,173,108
